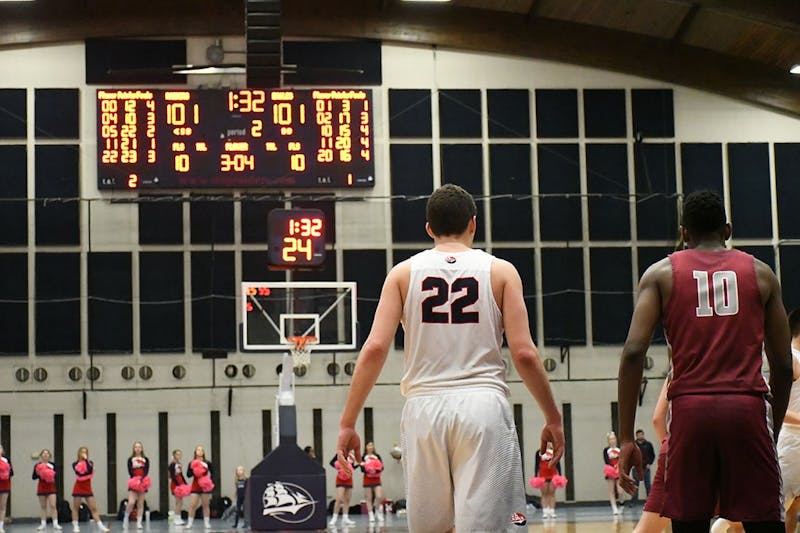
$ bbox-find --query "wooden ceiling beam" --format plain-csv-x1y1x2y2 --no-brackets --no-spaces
282,0,800,117
687,0,800,33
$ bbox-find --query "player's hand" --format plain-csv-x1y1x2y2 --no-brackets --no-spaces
337,426,362,465
540,421,565,467
618,440,643,495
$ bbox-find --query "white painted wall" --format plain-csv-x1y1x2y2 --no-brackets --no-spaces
0,38,796,516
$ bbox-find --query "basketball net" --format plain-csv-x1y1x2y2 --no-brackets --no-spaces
288,335,316,369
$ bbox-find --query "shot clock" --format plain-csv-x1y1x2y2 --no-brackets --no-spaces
96,88,374,189
267,208,326,268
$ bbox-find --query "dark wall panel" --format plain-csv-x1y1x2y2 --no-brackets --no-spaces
439,89,481,138
634,143,677,241
85,38,186,85
680,143,723,196
343,250,385,344
0,253,27,354
139,196,183,245
190,196,234,244
89,252,132,353
494,248,536,340
36,253,80,354
538,144,581,241
728,143,771,239
775,144,800,239
637,246,672,344
283,40,382,86
586,144,629,241
736,246,775,271
489,144,533,242
388,89,431,138
780,246,800,312
584,89,626,138
35,145,80,245
488,89,529,138
241,251,286,283
140,252,185,352
241,199,284,244
0,145,28,245
35,89,79,139
541,248,585,345
536,89,578,138
0,89,26,138
191,252,236,352
390,144,432,243
441,144,485,242
590,248,633,344
632,89,674,138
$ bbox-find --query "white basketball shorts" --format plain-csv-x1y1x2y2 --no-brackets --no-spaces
778,424,800,504
400,387,527,533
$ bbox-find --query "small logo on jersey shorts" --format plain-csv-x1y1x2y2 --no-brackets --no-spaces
511,512,527,526
445,256,457,264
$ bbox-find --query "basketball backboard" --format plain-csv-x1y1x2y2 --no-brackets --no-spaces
241,281,357,352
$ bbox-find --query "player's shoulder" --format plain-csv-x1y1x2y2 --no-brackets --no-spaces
640,256,672,283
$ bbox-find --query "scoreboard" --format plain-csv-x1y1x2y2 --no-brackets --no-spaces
97,88,375,189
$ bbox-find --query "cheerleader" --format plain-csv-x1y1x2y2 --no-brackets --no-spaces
328,451,356,527
186,445,214,529
232,466,247,529
0,444,13,533
71,447,109,533
123,441,151,530
530,443,567,519
603,432,622,515
32,449,60,531
360,442,384,524
168,449,190,526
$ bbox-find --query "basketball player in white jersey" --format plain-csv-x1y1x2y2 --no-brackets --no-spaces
337,184,564,532
778,308,800,533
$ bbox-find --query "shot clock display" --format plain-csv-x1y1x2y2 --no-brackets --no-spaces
96,88,374,189
267,208,326,268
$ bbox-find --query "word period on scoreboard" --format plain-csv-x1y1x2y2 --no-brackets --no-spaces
97,89,375,189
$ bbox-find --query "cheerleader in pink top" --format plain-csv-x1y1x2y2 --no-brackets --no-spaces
0,444,13,533
32,449,59,531
70,447,109,533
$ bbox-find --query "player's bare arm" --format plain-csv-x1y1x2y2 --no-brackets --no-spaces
652,378,669,442
493,258,564,467
337,262,407,463
617,259,669,495
755,258,792,439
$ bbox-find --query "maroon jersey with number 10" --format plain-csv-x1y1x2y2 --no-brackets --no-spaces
663,248,767,399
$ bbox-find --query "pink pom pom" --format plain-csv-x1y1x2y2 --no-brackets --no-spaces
127,477,141,492
198,476,214,493
140,476,152,491
0,461,9,481
190,460,208,477
37,463,56,483
552,475,568,489
74,461,89,475
528,476,546,489
364,457,382,475
603,464,619,479
174,484,191,498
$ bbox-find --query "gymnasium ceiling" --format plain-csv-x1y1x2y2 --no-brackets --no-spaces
1,0,800,117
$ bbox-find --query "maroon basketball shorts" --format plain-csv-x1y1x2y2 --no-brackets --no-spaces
662,394,783,522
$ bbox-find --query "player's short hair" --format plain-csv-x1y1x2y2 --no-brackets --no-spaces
681,191,726,235
635,429,644,435
789,308,800,338
426,184,477,237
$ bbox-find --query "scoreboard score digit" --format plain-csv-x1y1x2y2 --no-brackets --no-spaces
97,89,375,189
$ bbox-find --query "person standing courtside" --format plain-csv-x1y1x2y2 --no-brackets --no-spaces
617,190,792,533
336,184,564,532
631,429,655,503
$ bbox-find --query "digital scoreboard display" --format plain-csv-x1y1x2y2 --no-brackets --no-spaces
97,88,375,189
267,208,326,268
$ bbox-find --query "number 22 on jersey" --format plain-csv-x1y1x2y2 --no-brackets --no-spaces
693,270,739,317
420,277,479,324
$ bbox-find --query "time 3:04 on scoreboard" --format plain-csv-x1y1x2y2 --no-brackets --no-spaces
97,88,375,189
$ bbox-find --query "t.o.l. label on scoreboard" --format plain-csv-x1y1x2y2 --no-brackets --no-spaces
96,89,375,189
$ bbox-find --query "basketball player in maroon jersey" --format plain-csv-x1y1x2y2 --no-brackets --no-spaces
617,191,792,533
